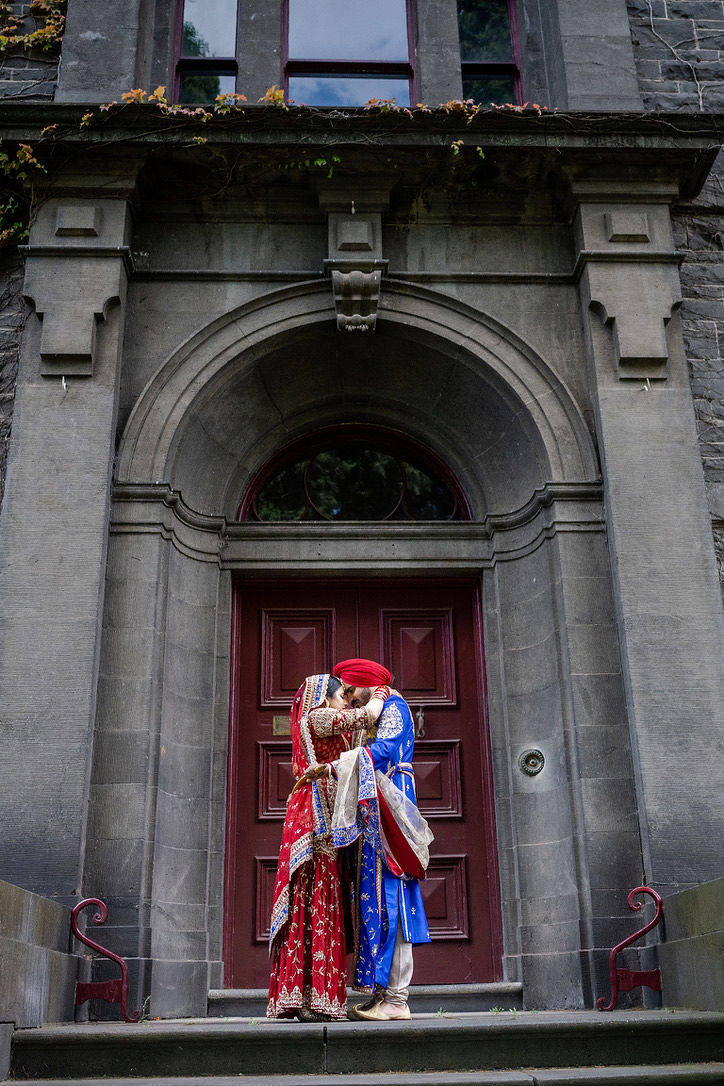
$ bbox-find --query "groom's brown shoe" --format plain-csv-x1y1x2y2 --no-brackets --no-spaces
353,1000,411,1021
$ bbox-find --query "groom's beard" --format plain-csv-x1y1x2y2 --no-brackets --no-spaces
350,686,372,708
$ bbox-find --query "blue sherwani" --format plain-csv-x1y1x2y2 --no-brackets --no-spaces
366,694,431,985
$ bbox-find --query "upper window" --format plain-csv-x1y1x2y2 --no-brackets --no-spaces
457,0,521,105
284,0,415,107
240,428,468,522
175,0,238,104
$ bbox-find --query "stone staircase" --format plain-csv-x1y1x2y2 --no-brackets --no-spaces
5,1009,724,1085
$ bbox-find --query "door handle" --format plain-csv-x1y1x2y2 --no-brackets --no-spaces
415,705,426,738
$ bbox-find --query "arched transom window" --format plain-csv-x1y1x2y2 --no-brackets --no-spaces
240,427,468,522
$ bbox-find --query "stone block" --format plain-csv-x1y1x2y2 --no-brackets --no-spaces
0,1021,11,1081
663,876,724,942
516,837,579,900
582,829,644,889
521,949,585,1008
155,790,210,852
576,723,633,779
157,739,211,801
660,931,724,1010
150,957,208,1019
511,787,573,846
579,776,639,833
151,844,208,907
0,882,80,1028
571,673,628,730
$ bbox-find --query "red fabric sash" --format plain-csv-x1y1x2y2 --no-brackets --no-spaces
377,787,426,881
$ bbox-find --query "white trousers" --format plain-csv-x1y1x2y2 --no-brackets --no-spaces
383,922,414,1006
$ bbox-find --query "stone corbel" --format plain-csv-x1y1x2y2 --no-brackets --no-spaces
572,185,682,380
579,260,682,380
21,200,132,377
319,186,389,332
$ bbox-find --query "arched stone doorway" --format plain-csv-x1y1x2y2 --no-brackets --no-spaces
89,282,636,1016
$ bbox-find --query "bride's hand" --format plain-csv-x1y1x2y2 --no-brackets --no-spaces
301,763,331,783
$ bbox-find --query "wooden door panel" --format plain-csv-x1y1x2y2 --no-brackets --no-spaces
261,609,335,707
255,857,278,944
225,579,501,988
381,608,457,706
421,855,470,940
257,741,294,820
413,739,463,818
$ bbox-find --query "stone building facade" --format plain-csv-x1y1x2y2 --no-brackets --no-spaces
0,0,722,1020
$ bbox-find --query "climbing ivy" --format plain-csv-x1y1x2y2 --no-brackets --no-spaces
0,0,66,55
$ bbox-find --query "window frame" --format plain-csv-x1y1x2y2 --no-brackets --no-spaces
281,0,418,108
458,0,523,105
173,0,239,104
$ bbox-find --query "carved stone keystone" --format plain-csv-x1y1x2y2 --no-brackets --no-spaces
318,185,390,332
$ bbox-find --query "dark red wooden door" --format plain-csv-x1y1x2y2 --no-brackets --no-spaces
224,579,501,988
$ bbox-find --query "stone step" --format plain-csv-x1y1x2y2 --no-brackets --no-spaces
207,983,525,1018
9,1011,724,1081
8,1064,724,1085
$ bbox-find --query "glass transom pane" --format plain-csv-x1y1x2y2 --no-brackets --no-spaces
462,74,515,105
458,0,512,62
289,74,410,107
182,0,237,57
250,437,462,522
180,69,236,104
288,0,409,60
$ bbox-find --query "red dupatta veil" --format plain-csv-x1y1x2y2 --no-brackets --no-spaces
268,673,330,951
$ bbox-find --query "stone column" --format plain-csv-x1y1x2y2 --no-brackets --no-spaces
574,179,724,896
0,193,132,902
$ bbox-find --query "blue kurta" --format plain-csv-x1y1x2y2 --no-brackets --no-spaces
365,694,431,985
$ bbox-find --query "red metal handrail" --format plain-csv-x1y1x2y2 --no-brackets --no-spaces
71,898,141,1022
597,885,663,1011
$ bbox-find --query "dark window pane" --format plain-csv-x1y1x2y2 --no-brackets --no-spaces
462,74,515,105
181,0,237,56
458,0,512,62
403,462,456,520
289,74,410,107
307,446,403,520
289,0,408,60
248,437,462,521
255,459,308,521
179,69,236,104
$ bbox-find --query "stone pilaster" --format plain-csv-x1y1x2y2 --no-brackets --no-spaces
574,179,724,895
0,194,132,902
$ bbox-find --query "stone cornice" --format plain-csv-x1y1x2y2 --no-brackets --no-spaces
110,480,605,567
0,105,721,199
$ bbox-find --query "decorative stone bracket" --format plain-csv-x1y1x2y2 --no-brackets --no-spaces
580,259,682,380
323,209,387,332
573,188,683,380
21,200,132,376
23,254,128,376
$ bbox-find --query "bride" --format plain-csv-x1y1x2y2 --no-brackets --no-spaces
266,672,388,1021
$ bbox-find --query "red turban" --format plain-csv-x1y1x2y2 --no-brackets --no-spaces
333,658,392,686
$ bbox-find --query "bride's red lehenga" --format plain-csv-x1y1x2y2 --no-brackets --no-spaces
267,674,374,1020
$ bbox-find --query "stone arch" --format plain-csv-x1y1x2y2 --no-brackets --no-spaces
117,280,598,519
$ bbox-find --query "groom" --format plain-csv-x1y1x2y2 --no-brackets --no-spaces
333,658,431,1021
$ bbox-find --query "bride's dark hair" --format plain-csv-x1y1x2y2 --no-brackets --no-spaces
326,675,343,698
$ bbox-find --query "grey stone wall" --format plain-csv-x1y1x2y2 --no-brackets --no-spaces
0,878,81,1027
0,2,61,99
659,876,724,1010
626,0,724,592
0,255,25,516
